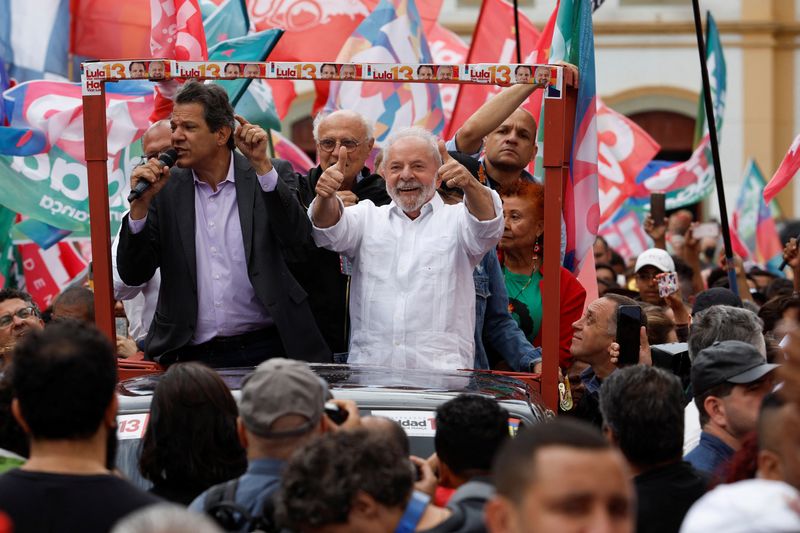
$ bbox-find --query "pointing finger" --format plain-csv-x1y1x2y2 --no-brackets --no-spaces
234,114,249,126
336,145,348,173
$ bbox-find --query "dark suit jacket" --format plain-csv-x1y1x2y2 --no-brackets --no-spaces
116,153,331,364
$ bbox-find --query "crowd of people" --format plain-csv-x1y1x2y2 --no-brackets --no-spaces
0,76,798,531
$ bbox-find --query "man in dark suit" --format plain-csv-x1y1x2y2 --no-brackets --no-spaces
117,81,329,366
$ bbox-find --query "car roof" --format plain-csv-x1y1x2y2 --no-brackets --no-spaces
116,363,548,421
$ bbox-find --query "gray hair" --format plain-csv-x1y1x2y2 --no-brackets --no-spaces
381,127,442,169
111,504,224,533
312,109,374,142
688,305,765,360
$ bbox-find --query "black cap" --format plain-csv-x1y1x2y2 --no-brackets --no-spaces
691,340,779,396
691,287,743,316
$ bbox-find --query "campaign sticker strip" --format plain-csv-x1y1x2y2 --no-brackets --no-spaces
364,63,461,82
82,60,563,93
116,413,149,440
82,60,172,95
270,62,363,80
372,410,437,437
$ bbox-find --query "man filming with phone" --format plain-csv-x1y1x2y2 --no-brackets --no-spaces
568,295,650,427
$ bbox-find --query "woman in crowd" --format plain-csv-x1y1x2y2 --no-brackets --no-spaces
139,363,247,505
498,180,586,369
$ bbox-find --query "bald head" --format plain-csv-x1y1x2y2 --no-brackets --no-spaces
313,110,375,184
484,108,538,175
142,120,172,160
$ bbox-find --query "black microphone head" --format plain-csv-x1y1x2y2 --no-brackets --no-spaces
158,148,178,167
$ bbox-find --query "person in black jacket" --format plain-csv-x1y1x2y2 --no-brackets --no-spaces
285,110,390,355
599,366,707,533
117,81,329,366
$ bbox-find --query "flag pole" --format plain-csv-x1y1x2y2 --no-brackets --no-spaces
513,0,522,63
691,2,738,295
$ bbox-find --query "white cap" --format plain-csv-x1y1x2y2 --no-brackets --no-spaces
680,479,800,533
634,248,675,273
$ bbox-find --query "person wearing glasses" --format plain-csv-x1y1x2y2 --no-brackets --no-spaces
284,110,389,356
310,127,503,370
0,289,43,364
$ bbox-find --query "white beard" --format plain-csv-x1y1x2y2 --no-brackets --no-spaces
388,179,436,214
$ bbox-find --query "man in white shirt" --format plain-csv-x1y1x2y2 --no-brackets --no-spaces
310,127,503,370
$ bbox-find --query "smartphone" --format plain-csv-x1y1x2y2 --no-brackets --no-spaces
656,271,679,298
650,193,666,226
616,305,642,366
324,402,349,425
115,317,129,338
692,222,720,240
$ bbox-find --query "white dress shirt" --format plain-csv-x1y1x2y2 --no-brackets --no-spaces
112,222,160,343
310,191,504,370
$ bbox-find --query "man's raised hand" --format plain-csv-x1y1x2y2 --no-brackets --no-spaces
437,140,475,190
234,115,272,174
316,146,347,199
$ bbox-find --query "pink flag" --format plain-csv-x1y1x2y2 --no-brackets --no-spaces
597,99,660,224
763,133,800,204
149,0,208,60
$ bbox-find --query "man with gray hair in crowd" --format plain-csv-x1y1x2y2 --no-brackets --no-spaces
286,110,390,355
310,127,503,370
685,340,778,477
683,304,768,454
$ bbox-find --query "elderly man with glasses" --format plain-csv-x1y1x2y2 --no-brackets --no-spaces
0,289,43,366
285,110,390,356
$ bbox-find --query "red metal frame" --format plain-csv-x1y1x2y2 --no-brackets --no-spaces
82,65,578,405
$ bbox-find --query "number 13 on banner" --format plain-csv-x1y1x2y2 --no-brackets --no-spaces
117,413,149,440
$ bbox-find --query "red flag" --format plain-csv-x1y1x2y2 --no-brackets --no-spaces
250,0,372,118
446,0,550,140
70,0,151,59
596,99,660,224
427,23,468,123
149,0,208,60
763,133,800,204
19,241,88,309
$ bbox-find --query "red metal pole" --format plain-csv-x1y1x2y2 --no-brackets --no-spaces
82,86,116,343
541,68,578,413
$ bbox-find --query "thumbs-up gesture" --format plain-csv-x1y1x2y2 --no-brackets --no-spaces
437,140,476,191
316,146,347,199
234,115,272,174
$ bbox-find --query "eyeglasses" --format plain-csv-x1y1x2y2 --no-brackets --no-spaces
317,138,362,153
0,307,37,328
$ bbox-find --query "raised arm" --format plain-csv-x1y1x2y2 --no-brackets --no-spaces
311,146,348,228
453,84,537,155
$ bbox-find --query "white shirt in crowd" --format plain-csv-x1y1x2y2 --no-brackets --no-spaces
111,229,160,344
310,192,504,370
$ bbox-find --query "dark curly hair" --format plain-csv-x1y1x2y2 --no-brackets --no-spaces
276,429,413,529
435,394,509,477
138,363,246,499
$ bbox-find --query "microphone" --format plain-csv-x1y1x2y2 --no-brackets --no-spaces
127,148,178,203
778,233,800,271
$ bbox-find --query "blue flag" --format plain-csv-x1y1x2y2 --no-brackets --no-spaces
203,0,250,48
0,0,69,81
209,29,284,106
